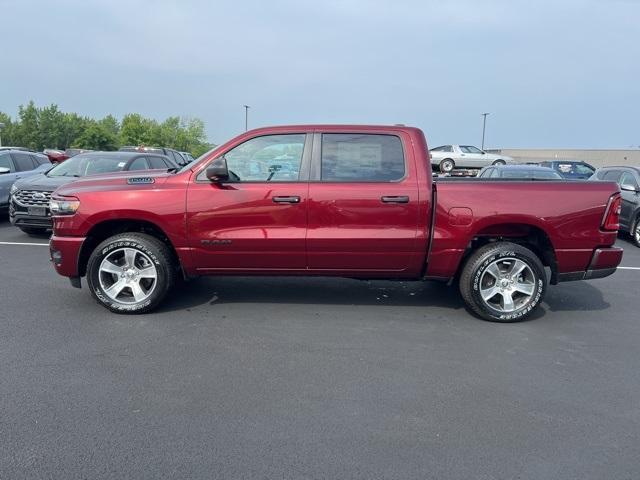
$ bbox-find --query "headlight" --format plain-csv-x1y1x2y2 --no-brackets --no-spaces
10,184,18,195
50,197,80,215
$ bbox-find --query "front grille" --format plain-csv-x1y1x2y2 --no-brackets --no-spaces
13,190,52,207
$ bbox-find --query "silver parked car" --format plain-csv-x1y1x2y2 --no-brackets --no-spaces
0,149,52,213
429,144,514,173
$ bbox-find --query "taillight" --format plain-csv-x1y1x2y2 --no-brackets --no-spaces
602,194,621,231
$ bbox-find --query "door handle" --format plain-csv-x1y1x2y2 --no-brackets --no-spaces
381,196,409,204
272,196,301,204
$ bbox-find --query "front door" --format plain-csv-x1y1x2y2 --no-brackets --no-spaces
307,131,422,275
186,133,311,273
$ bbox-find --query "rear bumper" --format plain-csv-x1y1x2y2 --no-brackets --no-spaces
557,247,623,282
49,234,86,279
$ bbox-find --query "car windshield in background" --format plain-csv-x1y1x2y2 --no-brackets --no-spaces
47,153,132,177
557,163,594,175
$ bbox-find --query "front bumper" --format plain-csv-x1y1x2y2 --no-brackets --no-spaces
10,198,53,230
557,247,624,282
49,234,86,280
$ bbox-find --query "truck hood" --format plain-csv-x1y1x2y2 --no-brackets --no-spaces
14,173,77,192
53,169,172,197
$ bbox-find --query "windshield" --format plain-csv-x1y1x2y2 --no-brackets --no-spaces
47,153,133,177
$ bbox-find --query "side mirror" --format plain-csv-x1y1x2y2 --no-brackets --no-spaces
481,151,486,155
621,183,638,193
206,157,229,183
0,167,10,175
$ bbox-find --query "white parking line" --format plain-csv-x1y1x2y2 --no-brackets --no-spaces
618,267,640,270
0,241,49,246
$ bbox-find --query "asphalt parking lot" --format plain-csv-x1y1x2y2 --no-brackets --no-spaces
1,218,639,479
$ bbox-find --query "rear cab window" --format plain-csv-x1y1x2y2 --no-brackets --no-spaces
320,133,405,182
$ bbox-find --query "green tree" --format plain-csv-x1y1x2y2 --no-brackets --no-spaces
74,122,118,150
0,112,17,147
16,101,40,149
39,104,65,149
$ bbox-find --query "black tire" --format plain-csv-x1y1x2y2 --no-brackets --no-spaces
86,233,175,314
492,159,506,166
440,158,455,173
19,226,48,236
459,242,547,322
632,216,640,248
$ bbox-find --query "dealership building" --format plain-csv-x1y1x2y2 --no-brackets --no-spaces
489,149,640,167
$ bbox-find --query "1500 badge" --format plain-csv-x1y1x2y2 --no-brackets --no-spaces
127,177,155,185
201,239,233,245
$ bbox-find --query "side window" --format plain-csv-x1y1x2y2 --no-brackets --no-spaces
12,152,36,171
148,156,169,169
460,146,482,154
32,154,50,165
603,170,621,182
321,133,405,182
489,168,500,178
222,134,306,182
0,153,15,172
128,157,149,171
620,172,639,189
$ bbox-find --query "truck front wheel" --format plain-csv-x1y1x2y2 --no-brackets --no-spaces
86,233,175,314
459,242,547,322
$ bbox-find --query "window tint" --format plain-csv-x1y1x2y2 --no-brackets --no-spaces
12,152,35,171
620,172,639,189
223,134,305,182
431,145,452,153
32,154,50,165
0,153,14,172
128,157,149,171
321,134,404,182
603,170,621,182
533,170,562,180
460,146,482,154
148,156,169,169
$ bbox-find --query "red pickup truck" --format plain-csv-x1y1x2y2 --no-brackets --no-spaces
48,125,623,322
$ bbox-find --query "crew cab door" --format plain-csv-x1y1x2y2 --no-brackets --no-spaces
307,131,421,275
186,133,311,272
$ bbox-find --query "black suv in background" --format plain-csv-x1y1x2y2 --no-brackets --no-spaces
0,149,52,213
9,151,177,234
539,160,595,180
119,146,190,166
591,166,640,247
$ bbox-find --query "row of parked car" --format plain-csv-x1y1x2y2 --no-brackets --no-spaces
41,146,195,166
0,146,195,234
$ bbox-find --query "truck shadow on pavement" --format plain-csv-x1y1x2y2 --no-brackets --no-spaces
156,276,610,318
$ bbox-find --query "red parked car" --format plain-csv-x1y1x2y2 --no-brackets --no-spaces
48,125,623,322
43,149,69,164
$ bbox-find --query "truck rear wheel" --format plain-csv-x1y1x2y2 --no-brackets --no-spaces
86,233,175,314
459,242,546,322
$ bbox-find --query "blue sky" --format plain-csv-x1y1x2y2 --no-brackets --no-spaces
2,0,639,148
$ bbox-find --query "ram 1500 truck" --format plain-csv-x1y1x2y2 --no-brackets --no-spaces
48,125,623,322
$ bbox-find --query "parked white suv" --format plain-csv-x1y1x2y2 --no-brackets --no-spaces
429,145,514,173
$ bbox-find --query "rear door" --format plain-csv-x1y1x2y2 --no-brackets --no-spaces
307,130,421,275
186,132,311,272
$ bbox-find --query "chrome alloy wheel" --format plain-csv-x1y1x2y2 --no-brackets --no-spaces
98,248,158,304
479,257,536,313
635,223,640,245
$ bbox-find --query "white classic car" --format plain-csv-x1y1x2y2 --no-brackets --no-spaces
429,145,514,173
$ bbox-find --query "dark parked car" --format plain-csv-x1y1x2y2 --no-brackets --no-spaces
0,149,52,213
119,146,189,166
9,151,178,234
180,151,195,163
65,148,93,157
591,166,640,247
477,165,563,180
538,160,595,180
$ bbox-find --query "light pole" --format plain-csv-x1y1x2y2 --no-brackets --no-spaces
243,105,250,131
481,113,489,150
0,122,4,147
